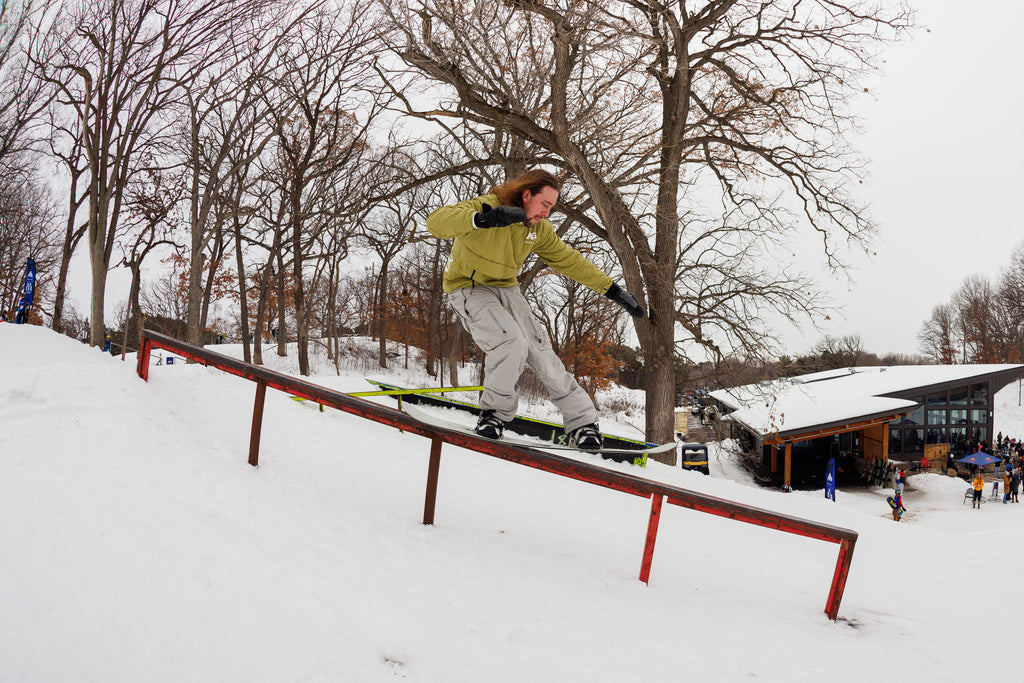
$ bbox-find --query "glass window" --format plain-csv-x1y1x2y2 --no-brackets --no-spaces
927,391,946,407
950,427,968,449
950,387,968,406
904,429,924,453
970,409,988,425
927,410,946,425
905,404,924,426
968,426,988,445
926,427,949,444
950,409,968,425
971,383,989,406
889,427,901,453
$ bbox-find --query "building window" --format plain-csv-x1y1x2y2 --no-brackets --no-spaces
969,426,988,445
927,390,946,407
950,427,968,449
926,427,949,444
950,409,968,425
971,383,988,406
970,409,988,425
904,429,924,453
927,409,946,425
950,387,968,406
889,427,900,453
906,404,924,426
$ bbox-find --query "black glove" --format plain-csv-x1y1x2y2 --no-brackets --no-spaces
473,204,527,228
605,282,644,318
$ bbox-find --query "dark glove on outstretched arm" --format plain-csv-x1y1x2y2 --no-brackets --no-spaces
605,282,644,318
473,204,527,228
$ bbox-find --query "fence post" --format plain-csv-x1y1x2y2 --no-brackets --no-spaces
639,493,664,584
423,437,442,525
249,380,267,467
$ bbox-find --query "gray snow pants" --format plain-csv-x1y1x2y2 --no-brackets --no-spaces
448,285,598,432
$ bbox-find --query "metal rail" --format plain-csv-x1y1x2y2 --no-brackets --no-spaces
137,329,858,620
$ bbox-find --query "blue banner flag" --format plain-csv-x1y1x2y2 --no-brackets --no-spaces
23,258,36,306
825,458,836,501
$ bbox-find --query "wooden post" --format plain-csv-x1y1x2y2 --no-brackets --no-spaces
423,437,442,525
639,493,664,584
771,444,778,473
249,380,267,467
784,442,792,489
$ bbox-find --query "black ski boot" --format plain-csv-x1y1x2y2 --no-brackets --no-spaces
475,410,505,439
569,423,603,450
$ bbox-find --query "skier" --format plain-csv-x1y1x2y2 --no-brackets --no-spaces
426,169,644,448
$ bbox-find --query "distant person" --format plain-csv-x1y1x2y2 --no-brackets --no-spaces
103,334,111,353
14,297,28,324
1004,468,1013,504
895,467,906,495
891,492,906,521
971,472,985,509
1011,468,1021,504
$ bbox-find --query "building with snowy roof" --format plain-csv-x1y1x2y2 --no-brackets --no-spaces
709,364,1024,490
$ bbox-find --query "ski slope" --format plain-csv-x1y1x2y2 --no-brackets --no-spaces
1,323,1022,682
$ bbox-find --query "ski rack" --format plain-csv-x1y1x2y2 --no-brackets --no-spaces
136,330,858,620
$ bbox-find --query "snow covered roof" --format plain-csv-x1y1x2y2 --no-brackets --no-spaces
710,364,1024,440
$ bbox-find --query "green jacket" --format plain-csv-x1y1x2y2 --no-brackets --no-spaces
426,194,613,295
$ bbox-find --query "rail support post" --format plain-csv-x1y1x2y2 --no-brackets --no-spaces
422,437,442,525
136,336,152,381
824,537,856,621
249,380,267,467
639,493,664,584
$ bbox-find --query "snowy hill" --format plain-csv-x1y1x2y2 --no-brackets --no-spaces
2,324,1022,682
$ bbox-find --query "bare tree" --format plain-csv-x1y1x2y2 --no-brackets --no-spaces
178,2,318,349
0,0,51,163
918,302,958,364
992,241,1024,363
117,162,183,356
954,274,996,363
262,1,388,375
384,0,913,446
30,0,275,346
812,334,866,370
0,167,61,318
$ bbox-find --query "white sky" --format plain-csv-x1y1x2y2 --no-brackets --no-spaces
779,0,1024,356
67,0,1021,359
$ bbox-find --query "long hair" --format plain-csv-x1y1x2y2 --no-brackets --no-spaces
491,169,561,207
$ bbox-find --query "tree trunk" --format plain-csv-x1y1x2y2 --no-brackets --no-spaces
275,249,287,357
121,264,142,361
290,199,308,374
233,215,251,364
376,261,389,369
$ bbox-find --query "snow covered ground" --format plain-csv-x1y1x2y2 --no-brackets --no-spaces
2,324,1022,682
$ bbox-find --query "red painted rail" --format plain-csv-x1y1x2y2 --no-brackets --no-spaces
137,330,858,620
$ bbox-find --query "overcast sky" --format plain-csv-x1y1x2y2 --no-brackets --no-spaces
71,1,1020,360
779,0,1024,357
